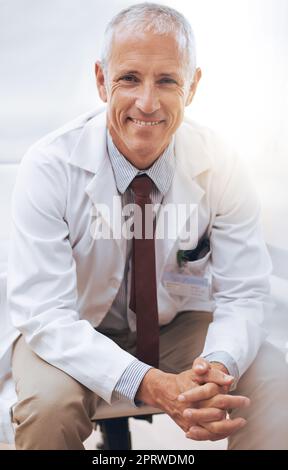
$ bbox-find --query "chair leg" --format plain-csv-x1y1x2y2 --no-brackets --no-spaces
96,417,132,450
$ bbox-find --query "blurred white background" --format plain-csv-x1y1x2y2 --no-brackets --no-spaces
0,0,287,450
0,0,287,245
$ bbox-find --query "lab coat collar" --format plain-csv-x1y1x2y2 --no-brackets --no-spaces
68,108,108,174
68,109,211,179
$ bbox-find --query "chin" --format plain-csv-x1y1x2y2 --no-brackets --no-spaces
128,151,154,168
133,147,156,160
132,139,159,150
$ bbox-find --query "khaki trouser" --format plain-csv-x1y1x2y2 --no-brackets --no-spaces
11,311,288,450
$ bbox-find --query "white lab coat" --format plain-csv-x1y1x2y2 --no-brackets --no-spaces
0,108,272,443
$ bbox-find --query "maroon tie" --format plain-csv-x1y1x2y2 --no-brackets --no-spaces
129,175,159,368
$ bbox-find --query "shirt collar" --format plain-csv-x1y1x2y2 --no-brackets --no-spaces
107,130,175,195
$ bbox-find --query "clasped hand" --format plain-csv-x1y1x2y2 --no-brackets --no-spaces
136,358,250,441
176,359,250,441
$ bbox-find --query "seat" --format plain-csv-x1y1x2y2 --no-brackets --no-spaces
91,400,163,450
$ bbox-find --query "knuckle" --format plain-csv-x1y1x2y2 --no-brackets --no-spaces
188,415,198,425
203,384,213,398
211,383,219,394
182,423,190,433
170,409,180,420
215,409,225,420
206,383,218,396
217,399,224,409
169,409,183,422
222,410,227,419
217,396,227,409
189,429,200,440
206,384,213,394
208,422,218,434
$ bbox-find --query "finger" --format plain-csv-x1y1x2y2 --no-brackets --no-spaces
186,425,215,441
178,382,220,403
192,357,210,376
198,367,234,387
203,417,247,436
200,394,251,411
183,407,226,423
185,425,224,441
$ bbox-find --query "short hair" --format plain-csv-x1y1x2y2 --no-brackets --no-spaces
100,2,197,81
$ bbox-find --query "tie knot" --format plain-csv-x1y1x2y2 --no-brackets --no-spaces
130,174,153,199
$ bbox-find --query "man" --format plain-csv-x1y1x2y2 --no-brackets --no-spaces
5,3,288,449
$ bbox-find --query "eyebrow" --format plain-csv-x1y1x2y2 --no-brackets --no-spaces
158,73,178,77
116,70,179,78
117,70,139,75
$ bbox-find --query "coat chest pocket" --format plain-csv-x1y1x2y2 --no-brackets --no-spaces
162,250,212,300
183,249,211,276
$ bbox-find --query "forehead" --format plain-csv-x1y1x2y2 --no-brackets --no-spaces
109,29,186,72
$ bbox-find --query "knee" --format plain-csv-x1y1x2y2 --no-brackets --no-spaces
13,378,95,449
236,341,288,397
13,379,88,427
253,342,288,382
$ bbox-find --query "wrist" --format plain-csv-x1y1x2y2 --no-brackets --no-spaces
135,368,165,406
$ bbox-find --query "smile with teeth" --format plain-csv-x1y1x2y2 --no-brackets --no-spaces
129,118,163,127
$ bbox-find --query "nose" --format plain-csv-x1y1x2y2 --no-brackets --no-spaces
135,83,160,115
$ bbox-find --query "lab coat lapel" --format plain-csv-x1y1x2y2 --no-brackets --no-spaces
69,110,125,254
155,122,210,283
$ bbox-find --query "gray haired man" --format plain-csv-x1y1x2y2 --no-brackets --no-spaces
8,3,288,449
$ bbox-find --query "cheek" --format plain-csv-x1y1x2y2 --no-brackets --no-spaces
110,85,134,104
163,92,185,115
110,90,133,118
168,101,185,126
108,97,124,125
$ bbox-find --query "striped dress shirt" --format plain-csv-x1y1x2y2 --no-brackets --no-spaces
99,131,239,407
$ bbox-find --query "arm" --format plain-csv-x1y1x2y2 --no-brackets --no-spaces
7,148,136,404
202,155,272,377
175,156,271,440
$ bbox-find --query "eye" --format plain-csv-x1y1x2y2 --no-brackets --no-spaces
159,78,177,84
119,75,139,83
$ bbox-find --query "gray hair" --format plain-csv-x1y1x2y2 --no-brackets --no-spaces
100,2,197,82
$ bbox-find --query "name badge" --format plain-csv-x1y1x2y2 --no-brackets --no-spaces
163,271,211,301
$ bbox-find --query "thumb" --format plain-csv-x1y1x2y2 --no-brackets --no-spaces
192,357,210,376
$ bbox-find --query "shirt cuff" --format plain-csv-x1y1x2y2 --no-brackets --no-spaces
112,359,153,407
202,351,239,391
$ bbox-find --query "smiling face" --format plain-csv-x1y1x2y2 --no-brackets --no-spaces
96,30,201,169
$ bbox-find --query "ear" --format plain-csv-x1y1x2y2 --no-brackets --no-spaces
95,61,108,103
185,67,202,107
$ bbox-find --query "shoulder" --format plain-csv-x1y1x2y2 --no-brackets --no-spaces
176,117,251,209
178,116,239,175
14,108,106,208
21,107,105,170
